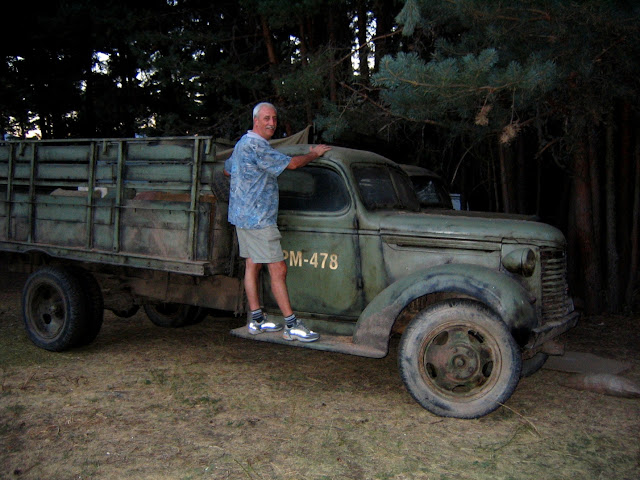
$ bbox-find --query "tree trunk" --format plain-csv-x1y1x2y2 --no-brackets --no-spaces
618,102,632,298
261,16,278,66
626,124,640,310
605,116,620,311
491,152,500,211
572,136,603,314
298,20,314,125
327,10,338,103
298,21,308,67
356,0,370,82
516,137,527,214
373,0,393,72
498,143,512,213
588,128,601,271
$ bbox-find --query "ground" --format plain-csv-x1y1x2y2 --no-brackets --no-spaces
1,274,639,480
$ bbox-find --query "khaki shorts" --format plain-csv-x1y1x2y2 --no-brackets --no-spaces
236,226,285,264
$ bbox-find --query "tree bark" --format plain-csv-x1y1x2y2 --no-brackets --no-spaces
261,16,278,66
572,136,603,314
605,116,620,311
626,124,640,310
618,102,632,294
327,10,338,103
588,128,601,271
516,137,527,214
356,0,370,82
297,20,314,125
498,143,512,213
373,0,394,72
298,21,308,67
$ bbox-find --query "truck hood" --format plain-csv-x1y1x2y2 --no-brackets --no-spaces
374,210,566,246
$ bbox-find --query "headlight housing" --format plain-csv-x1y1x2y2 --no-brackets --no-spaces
502,247,536,277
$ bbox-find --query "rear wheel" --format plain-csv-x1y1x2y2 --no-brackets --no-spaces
111,305,140,318
143,303,208,328
398,300,522,419
22,266,87,351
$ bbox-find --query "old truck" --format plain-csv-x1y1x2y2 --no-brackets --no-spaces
0,136,578,419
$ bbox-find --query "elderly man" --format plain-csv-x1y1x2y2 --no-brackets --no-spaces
224,102,330,342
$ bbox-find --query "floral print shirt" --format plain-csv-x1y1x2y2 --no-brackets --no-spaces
224,131,291,229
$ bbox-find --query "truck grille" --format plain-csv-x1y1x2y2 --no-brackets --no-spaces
540,247,571,322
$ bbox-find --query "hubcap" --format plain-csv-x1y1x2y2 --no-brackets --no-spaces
420,324,500,398
29,283,66,339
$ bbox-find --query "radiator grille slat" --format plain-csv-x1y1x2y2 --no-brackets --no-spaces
540,247,571,322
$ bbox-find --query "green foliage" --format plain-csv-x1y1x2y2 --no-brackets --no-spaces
395,0,422,36
373,0,639,152
373,49,556,133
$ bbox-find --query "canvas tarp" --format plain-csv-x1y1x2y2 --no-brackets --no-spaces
214,125,312,161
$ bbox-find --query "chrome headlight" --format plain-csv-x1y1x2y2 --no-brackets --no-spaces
502,248,536,277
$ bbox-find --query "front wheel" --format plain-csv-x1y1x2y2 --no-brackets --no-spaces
521,352,548,378
398,300,522,419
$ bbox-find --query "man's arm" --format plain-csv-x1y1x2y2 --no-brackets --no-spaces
287,144,331,170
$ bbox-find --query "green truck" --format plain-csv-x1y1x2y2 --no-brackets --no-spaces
0,136,578,418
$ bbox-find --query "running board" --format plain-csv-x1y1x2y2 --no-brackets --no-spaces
230,327,387,358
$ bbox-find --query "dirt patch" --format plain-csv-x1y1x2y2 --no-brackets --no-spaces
1,275,639,480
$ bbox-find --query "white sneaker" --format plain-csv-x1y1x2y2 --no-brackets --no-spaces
282,321,319,343
247,314,283,335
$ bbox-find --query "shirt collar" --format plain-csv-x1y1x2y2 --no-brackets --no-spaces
247,130,269,143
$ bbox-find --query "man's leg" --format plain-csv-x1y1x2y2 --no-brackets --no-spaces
268,260,320,343
267,260,293,317
244,258,283,334
244,258,262,312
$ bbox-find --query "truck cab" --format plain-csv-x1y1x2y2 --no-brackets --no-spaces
234,145,578,418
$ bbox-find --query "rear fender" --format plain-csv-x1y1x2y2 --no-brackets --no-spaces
353,264,538,356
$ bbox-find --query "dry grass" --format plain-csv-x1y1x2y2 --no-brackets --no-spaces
1,276,639,480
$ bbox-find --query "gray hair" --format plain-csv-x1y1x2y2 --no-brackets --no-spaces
252,102,277,119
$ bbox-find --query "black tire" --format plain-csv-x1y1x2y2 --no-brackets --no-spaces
212,171,230,203
520,352,549,378
143,303,208,328
22,266,88,351
111,305,140,318
398,300,522,419
70,268,104,347
187,307,210,325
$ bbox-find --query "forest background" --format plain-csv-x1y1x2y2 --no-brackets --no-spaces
1,0,639,315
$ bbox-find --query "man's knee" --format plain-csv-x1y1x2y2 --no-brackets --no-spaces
245,259,263,278
268,260,287,280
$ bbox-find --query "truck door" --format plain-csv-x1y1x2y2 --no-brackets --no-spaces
261,164,363,320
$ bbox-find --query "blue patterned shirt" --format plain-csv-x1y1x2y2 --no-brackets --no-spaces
224,131,291,229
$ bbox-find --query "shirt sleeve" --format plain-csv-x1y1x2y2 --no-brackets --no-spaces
224,154,234,174
253,140,291,176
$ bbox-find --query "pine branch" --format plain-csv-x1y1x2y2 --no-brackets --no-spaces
339,82,446,127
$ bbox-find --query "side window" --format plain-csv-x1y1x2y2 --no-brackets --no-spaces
354,165,397,210
353,164,420,211
278,166,350,212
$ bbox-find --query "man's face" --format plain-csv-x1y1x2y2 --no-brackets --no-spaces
253,105,277,140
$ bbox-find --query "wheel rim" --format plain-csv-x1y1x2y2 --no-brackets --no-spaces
419,321,502,401
27,281,67,340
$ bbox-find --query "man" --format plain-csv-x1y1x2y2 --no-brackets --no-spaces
224,102,331,342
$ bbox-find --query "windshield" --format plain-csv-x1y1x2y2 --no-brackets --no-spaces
410,175,453,209
353,164,420,212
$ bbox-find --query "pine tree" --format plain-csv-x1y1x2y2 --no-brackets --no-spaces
370,0,640,313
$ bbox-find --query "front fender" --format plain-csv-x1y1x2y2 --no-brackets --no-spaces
353,264,538,356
